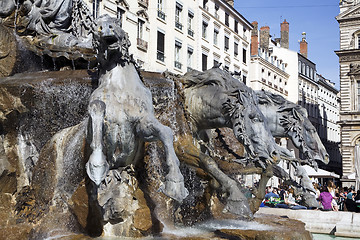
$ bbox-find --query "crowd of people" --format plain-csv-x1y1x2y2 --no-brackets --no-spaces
261,181,360,212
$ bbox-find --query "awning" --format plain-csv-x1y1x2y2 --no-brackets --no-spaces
302,165,340,179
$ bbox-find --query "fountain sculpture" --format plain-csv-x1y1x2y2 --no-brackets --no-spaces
0,1,326,239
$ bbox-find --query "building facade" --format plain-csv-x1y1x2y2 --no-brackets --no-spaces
249,19,342,186
84,0,252,78
336,0,360,187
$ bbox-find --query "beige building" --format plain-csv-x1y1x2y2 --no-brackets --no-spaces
84,0,252,78
336,0,360,187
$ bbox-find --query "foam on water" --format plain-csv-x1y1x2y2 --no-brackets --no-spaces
196,219,273,231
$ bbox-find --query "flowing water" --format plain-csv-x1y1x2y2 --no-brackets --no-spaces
95,219,273,239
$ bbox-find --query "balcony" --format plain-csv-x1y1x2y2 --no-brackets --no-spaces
175,21,183,31
138,0,148,8
137,38,148,52
188,28,194,37
157,51,165,62
175,61,182,69
157,10,166,21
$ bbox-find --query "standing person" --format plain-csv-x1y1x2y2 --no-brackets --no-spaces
328,180,339,211
318,186,333,211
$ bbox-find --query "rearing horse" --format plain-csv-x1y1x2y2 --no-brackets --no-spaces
85,15,188,202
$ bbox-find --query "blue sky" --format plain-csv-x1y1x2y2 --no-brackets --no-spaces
234,0,340,89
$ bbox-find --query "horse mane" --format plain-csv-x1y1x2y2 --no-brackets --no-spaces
181,67,248,93
256,90,308,118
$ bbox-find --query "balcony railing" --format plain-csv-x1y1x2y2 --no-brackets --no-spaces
137,38,148,51
138,0,148,8
175,61,182,69
188,28,194,37
175,21,183,30
157,10,166,21
157,51,165,62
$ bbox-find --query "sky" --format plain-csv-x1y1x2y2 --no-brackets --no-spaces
234,0,340,89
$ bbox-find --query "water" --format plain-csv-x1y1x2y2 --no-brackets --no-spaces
96,219,273,239
312,234,357,240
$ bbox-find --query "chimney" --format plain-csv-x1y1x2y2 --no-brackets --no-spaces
251,21,259,56
259,26,270,51
299,32,308,58
225,0,234,7
280,19,289,49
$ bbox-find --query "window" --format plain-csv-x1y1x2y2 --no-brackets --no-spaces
174,40,182,69
187,47,193,72
357,34,360,49
157,31,165,62
234,42,238,56
203,0,208,9
188,11,194,37
306,66,309,77
298,61,301,72
93,0,100,18
202,21,208,39
225,13,229,26
137,19,144,39
243,48,247,64
175,2,183,30
202,54,208,71
234,20,238,33
157,0,165,20
213,59,219,67
215,4,219,18
243,75,247,84
224,36,229,51
302,63,305,74
117,8,125,27
214,28,219,45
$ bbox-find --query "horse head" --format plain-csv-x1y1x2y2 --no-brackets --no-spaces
182,68,288,165
289,107,329,165
228,89,287,165
94,14,131,68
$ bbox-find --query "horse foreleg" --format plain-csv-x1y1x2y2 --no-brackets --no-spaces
86,100,109,185
138,117,188,202
249,165,273,213
198,152,253,219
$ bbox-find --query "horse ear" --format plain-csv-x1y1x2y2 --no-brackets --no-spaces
292,108,304,121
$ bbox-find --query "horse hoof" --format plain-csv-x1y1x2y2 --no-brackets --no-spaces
160,180,189,202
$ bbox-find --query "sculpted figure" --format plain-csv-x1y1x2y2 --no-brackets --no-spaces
86,15,188,202
256,90,329,166
176,67,293,217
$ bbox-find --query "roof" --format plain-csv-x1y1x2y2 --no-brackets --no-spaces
303,165,340,179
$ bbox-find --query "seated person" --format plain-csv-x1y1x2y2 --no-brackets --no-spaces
345,188,357,212
284,187,307,210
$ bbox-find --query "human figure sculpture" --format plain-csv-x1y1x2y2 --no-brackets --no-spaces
86,15,188,202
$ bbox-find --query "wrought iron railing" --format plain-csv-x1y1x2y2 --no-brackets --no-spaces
174,61,182,69
157,10,166,21
175,21,183,30
157,51,165,62
188,29,194,37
